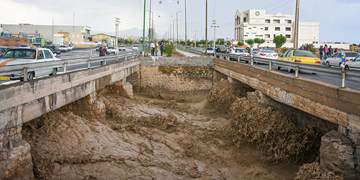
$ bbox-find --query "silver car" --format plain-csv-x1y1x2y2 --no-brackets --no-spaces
0,48,60,81
345,55,360,70
324,51,358,67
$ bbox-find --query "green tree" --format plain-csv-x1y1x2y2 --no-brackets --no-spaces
245,39,255,47
254,38,265,47
273,35,287,48
226,41,232,46
237,40,244,47
216,38,225,45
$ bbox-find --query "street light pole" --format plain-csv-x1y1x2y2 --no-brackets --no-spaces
184,0,188,43
205,0,208,49
149,0,152,42
176,12,180,44
142,0,147,54
294,0,300,49
211,20,219,50
115,17,120,48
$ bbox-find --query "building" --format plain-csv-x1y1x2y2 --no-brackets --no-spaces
0,24,91,45
91,33,116,47
234,9,320,48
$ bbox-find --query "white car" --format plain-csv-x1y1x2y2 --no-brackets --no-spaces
254,49,279,60
107,47,119,55
0,48,60,81
324,51,358,67
229,48,250,60
345,55,360,70
206,48,215,55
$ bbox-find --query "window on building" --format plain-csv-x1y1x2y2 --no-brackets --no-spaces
265,34,270,38
265,19,271,23
243,17,247,22
286,27,291,31
265,27,269,31
256,35,263,38
275,27,281,31
274,19,280,24
286,34,291,38
287,20,292,24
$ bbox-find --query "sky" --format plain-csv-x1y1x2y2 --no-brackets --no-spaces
0,0,359,43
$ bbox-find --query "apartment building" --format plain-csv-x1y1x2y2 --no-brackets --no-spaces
235,9,320,48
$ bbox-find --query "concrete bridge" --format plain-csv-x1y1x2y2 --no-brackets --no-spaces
0,57,140,179
214,58,360,177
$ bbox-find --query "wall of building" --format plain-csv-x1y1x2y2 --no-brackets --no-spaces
0,24,91,44
235,9,320,48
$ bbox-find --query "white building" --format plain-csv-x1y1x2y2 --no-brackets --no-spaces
235,9,320,48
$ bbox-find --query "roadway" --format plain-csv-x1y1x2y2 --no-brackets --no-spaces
0,49,134,86
179,48,360,90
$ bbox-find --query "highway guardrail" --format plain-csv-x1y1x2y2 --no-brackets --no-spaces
0,51,140,82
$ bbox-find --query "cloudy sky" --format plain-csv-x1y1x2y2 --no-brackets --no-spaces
1,0,359,43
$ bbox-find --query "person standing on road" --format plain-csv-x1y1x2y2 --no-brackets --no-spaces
150,42,155,56
329,46,333,57
324,44,329,59
99,45,107,57
319,45,324,60
160,41,165,56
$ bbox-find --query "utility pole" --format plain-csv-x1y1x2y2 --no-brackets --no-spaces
51,17,54,43
205,0,208,49
73,12,75,33
176,12,180,44
115,17,120,48
149,0,152,42
294,0,300,49
151,12,154,40
142,0,146,54
211,20,219,49
173,19,175,43
184,0,188,43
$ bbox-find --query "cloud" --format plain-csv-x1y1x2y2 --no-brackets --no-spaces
1,0,360,43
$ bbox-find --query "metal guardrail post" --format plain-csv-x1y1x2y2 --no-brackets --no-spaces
295,66,299,78
237,56,241,63
250,55,254,66
87,60,91,69
269,61,272,71
23,67,28,82
341,71,346,88
63,62,67,73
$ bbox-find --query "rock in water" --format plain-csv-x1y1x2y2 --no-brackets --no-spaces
320,130,358,179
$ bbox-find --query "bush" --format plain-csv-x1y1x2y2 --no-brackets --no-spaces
273,35,287,48
164,43,174,57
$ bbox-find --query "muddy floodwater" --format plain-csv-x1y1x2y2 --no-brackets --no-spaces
22,88,299,180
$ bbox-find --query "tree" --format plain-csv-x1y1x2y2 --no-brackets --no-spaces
245,39,255,47
273,35,287,48
216,38,225,45
237,40,244,47
254,38,265,47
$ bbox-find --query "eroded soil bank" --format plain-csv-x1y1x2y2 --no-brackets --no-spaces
22,86,300,180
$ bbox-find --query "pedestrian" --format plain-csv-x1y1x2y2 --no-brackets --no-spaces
160,41,165,56
329,46,333,57
319,45,324,60
324,44,329,59
99,45,107,57
150,42,155,56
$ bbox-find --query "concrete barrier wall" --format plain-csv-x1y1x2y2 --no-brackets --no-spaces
214,59,360,130
0,60,139,125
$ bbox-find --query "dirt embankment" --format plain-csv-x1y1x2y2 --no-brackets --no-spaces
23,85,299,180
208,80,342,179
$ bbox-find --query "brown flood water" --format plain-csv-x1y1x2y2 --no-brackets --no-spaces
22,91,299,180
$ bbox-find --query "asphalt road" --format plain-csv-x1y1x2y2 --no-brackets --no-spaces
0,49,132,86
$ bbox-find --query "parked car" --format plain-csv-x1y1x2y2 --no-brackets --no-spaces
0,46,10,58
229,48,250,61
0,48,60,81
324,51,358,67
254,49,279,60
43,45,61,56
107,47,119,55
59,45,72,52
206,47,215,55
